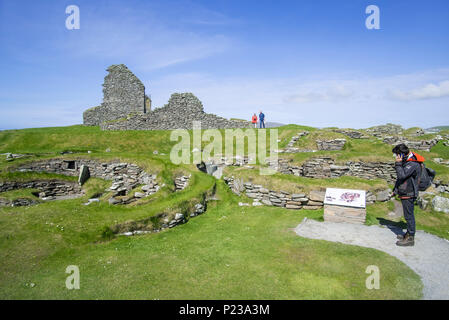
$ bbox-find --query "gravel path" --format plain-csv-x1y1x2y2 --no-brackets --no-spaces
294,218,449,300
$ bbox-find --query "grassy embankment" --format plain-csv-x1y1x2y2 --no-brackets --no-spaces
0,124,446,299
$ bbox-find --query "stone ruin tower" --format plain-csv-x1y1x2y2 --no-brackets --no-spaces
83,64,151,126
83,64,252,130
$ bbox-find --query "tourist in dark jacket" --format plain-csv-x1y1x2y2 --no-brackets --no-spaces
259,111,265,128
392,143,423,247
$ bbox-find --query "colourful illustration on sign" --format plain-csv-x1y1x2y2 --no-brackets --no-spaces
324,188,366,208
340,192,361,203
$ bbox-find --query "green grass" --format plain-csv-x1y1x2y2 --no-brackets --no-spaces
2,123,449,299
0,189,42,201
0,181,422,299
366,200,449,241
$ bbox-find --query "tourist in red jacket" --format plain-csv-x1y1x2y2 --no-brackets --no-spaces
251,113,258,128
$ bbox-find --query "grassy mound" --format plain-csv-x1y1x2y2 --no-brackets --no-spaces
1,124,448,299
0,181,422,299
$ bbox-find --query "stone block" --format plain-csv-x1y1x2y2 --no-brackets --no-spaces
432,196,449,214
303,205,322,210
286,204,302,209
78,165,90,185
376,190,391,202
286,200,302,206
308,190,325,202
324,204,366,224
246,192,259,199
307,200,324,206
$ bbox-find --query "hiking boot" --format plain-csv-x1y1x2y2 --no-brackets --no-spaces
396,235,415,247
397,231,409,240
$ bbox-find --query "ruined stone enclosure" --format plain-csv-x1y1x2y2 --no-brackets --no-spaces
84,64,150,126
83,64,252,130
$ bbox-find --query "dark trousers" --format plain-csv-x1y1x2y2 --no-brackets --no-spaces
259,120,265,128
401,198,416,236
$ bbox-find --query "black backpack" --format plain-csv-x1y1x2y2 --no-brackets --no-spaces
418,163,436,191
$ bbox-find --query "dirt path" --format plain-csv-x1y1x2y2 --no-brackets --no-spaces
295,218,449,300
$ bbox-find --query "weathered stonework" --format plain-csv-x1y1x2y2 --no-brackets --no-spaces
333,129,370,139
433,180,449,194
100,92,253,130
174,174,191,191
12,159,159,201
316,139,346,151
0,180,82,201
84,64,147,126
281,131,312,153
366,123,403,137
224,177,388,210
113,189,211,237
224,176,319,210
268,157,397,183
383,136,442,152
0,197,40,207
324,204,366,224
83,64,252,130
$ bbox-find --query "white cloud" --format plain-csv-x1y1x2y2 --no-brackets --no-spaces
63,15,233,71
284,84,354,103
1,1,235,70
148,69,449,128
180,4,242,26
389,80,449,101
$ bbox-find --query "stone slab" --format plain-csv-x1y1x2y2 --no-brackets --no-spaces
323,204,366,224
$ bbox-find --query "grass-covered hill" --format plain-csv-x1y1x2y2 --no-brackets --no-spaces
0,124,448,299
427,126,449,132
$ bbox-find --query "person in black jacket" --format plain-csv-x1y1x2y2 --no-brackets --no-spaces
392,143,423,247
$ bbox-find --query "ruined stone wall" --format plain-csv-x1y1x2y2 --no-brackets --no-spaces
223,177,390,210
366,123,403,137
0,180,81,197
383,136,441,152
100,93,253,130
83,65,251,130
83,64,146,126
83,104,109,126
13,159,158,195
102,64,146,115
316,139,346,151
269,157,397,183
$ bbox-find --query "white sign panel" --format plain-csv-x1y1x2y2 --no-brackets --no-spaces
324,188,366,208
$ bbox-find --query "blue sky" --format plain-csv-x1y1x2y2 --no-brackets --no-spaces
0,0,448,130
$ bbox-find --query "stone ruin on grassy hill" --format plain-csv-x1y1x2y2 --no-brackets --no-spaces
83,64,150,126
83,64,252,130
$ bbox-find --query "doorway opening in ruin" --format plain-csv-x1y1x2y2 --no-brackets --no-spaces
65,160,76,170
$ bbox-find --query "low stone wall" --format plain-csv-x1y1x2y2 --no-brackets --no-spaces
316,139,346,151
434,180,449,194
0,197,40,207
383,136,441,152
269,157,397,183
282,131,310,153
333,129,369,139
13,158,159,197
114,202,207,236
100,93,253,131
224,176,323,210
0,180,82,199
224,177,390,210
174,175,191,191
366,124,403,137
